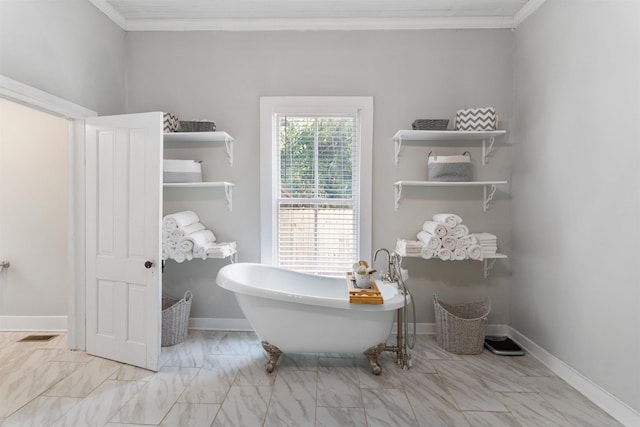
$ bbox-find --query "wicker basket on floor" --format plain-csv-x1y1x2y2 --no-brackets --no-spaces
162,290,192,346
434,295,490,354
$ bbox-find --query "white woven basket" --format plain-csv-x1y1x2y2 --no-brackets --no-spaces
162,290,192,346
434,295,490,354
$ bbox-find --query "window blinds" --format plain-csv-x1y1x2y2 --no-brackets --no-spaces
276,115,360,276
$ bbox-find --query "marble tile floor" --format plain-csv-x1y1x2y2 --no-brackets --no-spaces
0,330,623,427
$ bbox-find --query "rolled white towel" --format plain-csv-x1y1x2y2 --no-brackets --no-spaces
162,211,200,232
456,235,472,249
172,248,187,263
185,229,217,251
454,248,467,260
165,238,178,250
467,244,483,260
450,224,469,238
422,221,447,238
161,244,172,261
432,213,462,228
178,239,194,254
421,246,435,259
168,222,206,240
416,231,440,250
168,229,185,241
441,236,457,251
437,249,452,261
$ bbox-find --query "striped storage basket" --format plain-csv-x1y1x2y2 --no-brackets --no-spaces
453,107,497,131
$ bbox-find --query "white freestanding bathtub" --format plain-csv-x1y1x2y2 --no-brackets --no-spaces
216,262,409,374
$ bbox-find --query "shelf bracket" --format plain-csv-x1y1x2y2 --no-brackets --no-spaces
224,136,234,166
484,258,498,278
393,136,402,165
394,182,403,210
481,136,496,166
224,183,233,211
483,184,498,212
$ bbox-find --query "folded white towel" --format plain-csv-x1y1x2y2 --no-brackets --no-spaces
416,231,440,250
473,232,497,242
432,213,462,228
197,241,237,259
467,244,483,260
428,154,471,164
422,221,447,238
163,211,200,232
437,249,452,261
395,239,423,257
454,248,467,260
421,246,435,259
450,224,469,238
441,235,457,251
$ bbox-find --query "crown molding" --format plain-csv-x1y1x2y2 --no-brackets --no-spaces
88,0,127,30
124,16,517,32
514,0,547,27
88,1,548,32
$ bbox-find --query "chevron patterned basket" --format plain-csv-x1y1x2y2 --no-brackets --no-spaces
454,107,497,131
163,112,180,133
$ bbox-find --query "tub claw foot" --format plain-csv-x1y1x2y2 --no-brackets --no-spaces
364,343,386,375
261,341,282,373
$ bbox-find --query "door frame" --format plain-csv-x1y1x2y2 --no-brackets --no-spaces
0,75,96,350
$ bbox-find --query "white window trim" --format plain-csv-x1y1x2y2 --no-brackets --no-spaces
260,96,373,268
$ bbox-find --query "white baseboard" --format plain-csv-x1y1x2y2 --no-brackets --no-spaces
509,327,640,427
391,322,509,336
189,317,252,331
189,320,509,336
0,316,68,331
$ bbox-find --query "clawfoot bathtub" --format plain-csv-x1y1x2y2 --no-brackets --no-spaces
216,263,409,374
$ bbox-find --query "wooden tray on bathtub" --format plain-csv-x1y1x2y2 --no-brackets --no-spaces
346,272,384,304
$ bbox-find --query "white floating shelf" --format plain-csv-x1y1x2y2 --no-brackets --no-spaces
163,181,235,211
392,129,507,166
164,131,235,165
393,180,508,212
403,252,507,278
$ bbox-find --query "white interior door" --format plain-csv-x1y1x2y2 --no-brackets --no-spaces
85,112,163,371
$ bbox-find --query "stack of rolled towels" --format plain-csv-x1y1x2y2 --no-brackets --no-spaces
162,210,237,263
395,213,497,261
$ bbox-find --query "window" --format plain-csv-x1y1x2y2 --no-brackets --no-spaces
260,97,372,276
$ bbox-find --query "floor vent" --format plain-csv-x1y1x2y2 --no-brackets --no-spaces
17,334,58,342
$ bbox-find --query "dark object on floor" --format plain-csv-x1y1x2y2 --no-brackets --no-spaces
484,336,525,356
18,334,58,342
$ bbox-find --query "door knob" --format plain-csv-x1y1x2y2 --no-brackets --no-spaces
144,260,154,269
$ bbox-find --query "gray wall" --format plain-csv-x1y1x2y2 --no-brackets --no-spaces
512,0,640,413
126,30,514,323
0,0,126,115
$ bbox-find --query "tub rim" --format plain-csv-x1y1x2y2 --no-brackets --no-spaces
216,262,408,311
